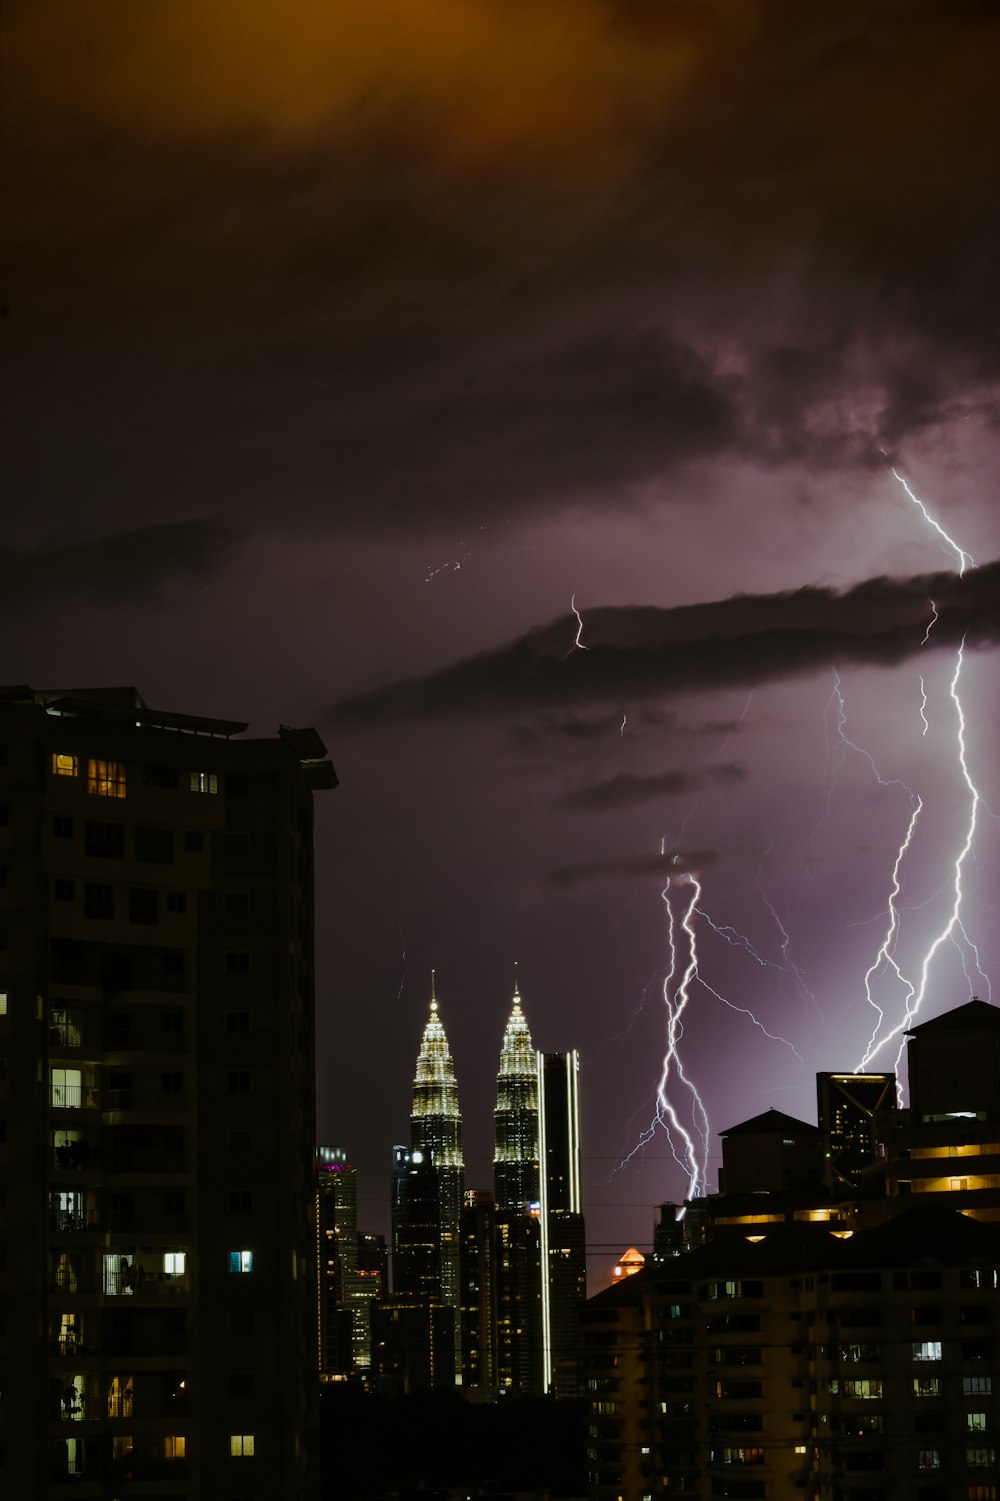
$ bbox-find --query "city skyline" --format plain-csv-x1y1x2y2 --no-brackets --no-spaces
5,1,1000,1268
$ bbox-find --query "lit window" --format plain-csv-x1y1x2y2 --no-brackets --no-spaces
230,1433,255,1457
842,1379,882,1399
107,1376,133,1418
87,759,126,798
918,1450,941,1470
913,1341,942,1362
967,1448,996,1469
229,1250,253,1274
51,1067,83,1109
164,1435,186,1460
794,1445,807,1455
52,753,78,777
190,771,218,795
163,1252,186,1275
967,1413,988,1431
914,1377,941,1397
111,1435,133,1460
0,991,6,1015
964,1378,993,1396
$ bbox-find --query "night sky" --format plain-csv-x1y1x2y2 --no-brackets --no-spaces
5,1,999,1282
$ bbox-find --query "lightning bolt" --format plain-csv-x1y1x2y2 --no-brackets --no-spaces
920,599,939,646
855,468,990,1069
891,468,973,574
569,593,590,652
859,637,990,1070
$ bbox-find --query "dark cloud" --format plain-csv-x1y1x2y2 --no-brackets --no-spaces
0,522,240,611
507,708,678,755
330,561,1000,726
546,847,719,890
556,763,745,814
5,2,1000,538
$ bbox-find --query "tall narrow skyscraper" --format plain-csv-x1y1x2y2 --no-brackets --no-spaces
409,977,464,1317
493,979,540,1211
538,1050,587,1395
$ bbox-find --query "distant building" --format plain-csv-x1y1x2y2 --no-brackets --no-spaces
539,1049,587,1396
0,684,336,1499
494,981,540,1212
391,1144,442,1302
409,977,464,1322
316,1146,373,1375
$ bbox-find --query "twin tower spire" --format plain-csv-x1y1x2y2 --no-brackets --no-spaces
409,968,547,1211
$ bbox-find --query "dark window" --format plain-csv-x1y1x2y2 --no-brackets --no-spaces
166,891,186,914
0,867,6,888
227,1071,251,1092
84,882,114,921
228,1130,252,1154
228,1190,253,1213
135,825,174,864
226,832,250,858
226,1011,251,1033
0,807,8,827
183,831,204,853
103,951,132,989
129,888,159,925
54,879,75,902
162,950,184,974
225,952,251,975
53,815,74,839
145,766,178,789
161,1072,182,1093
224,891,250,915
161,1009,183,1032
85,820,125,859
227,774,250,796
163,1189,185,1214
227,1310,255,1337
229,1372,254,1397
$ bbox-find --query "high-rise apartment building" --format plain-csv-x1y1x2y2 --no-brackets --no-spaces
0,684,335,1499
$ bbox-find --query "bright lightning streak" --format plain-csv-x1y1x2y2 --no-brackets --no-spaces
620,712,627,738
918,677,929,737
860,638,990,1069
891,468,973,574
569,593,590,651
920,599,939,646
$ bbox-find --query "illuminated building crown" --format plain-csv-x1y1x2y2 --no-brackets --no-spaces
411,974,463,1169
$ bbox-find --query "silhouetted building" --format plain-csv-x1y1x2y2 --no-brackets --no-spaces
0,684,336,1499
460,1189,501,1394
370,1298,457,1396
391,1144,442,1301
817,1071,896,1190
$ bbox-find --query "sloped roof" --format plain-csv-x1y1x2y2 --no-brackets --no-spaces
905,997,1000,1037
719,1108,820,1138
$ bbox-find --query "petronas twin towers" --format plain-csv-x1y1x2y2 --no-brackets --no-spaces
401,972,586,1392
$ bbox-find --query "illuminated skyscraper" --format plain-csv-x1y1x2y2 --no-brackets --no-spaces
538,1050,586,1394
409,977,464,1318
493,979,540,1211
